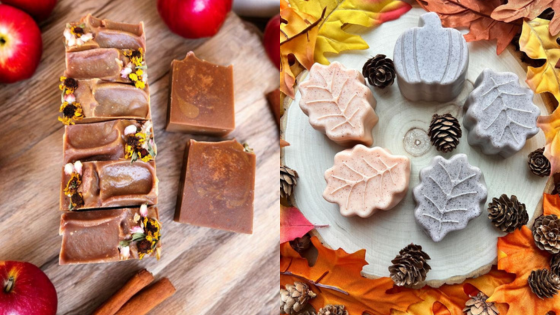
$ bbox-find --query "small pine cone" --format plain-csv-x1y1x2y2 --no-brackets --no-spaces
463,292,499,315
487,194,529,233
389,243,431,287
362,54,395,89
428,114,462,153
533,215,560,254
528,148,551,177
290,234,311,253
281,165,299,200
280,282,316,314
318,305,348,315
528,269,560,299
551,254,560,276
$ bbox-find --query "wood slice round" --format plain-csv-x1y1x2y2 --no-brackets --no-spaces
283,7,550,287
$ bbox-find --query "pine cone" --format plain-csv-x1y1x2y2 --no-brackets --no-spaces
463,292,499,315
528,269,560,299
528,148,551,177
318,305,348,315
290,234,311,253
280,282,316,314
428,114,462,153
281,165,299,200
362,54,395,89
533,215,560,254
389,243,431,287
551,254,560,276
487,194,529,233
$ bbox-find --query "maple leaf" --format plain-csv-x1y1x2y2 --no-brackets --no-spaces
417,0,521,55
519,18,560,103
538,108,560,174
487,193,560,314
323,145,409,218
280,205,327,243
491,0,560,36
280,236,422,315
288,0,412,65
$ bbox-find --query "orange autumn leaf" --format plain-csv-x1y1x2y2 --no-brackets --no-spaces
280,236,422,315
538,109,560,174
417,0,521,54
491,0,560,36
487,196,560,314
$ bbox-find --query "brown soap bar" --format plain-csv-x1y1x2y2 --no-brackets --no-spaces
60,160,158,211
65,48,131,81
59,206,161,265
166,52,235,135
72,79,150,123
65,14,145,52
175,139,255,234
63,119,156,163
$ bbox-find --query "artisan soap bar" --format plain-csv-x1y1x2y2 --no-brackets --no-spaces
63,120,156,163
300,62,378,147
413,154,487,242
60,160,158,210
393,12,468,102
59,205,161,265
323,145,410,218
166,52,235,135
463,69,540,158
175,139,255,234
65,48,130,81
64,14,145,52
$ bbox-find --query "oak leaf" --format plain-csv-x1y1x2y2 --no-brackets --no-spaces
537,108,560,174
519,18,560,103
487,193,560,314
280,205,326,243
417,0,521,55
491,0,560,36
280,236,422,315
288,0,412,65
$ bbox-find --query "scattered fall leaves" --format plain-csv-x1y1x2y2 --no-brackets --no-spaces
538,108,560,174
280,236,421,315
417,0,521,54
487,193,560,314
280,205,326,243
492,0,560,36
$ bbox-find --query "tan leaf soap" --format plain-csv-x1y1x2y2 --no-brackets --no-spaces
300,62,378,147
323,145,410,218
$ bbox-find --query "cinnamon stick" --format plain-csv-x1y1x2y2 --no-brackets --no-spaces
115,278,176,315
92,269,154,315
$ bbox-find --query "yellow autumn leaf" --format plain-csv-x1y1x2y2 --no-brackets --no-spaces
538,108,560,174
519,18,560,103
289,0,412,65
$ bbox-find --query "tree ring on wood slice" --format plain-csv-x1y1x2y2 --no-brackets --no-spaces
282,7,552,287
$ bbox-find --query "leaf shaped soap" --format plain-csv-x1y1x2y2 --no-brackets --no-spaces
300,62,378,146
463,69,540,158
413,154,487,242
393,12,468,102
323,145,410,218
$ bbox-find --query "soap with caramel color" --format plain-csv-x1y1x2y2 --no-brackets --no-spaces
166,52,235,135
175,139,255,234
65,48,131,81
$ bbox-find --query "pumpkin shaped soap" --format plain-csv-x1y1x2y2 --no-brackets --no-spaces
393,12,469,102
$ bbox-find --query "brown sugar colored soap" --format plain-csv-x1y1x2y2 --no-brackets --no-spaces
166,52,235,135
59,206,161,265
175,139,255,234
65,48,131,81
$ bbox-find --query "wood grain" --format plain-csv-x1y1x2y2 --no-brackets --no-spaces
0,1,280,314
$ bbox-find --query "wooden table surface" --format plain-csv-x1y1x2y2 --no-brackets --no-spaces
0,1,280,314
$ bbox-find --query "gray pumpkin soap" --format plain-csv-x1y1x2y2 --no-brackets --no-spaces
463,69,540,158
413,154,487,242
393,12,468,102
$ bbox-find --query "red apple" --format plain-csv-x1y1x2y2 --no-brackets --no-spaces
264,14,280,70
0,4,42,84
157,0,232,39
0,0,57,22
0,261,57,315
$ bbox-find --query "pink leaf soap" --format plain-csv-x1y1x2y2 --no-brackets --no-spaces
300,62,378,146
323,145,410,218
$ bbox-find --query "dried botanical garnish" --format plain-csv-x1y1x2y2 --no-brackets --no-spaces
59,76,78,95
64,173,81,196
64,162,84,211
119,204,161,260
58,101,84,125
123,122,156,163
63,23,93,47
122,48,148,89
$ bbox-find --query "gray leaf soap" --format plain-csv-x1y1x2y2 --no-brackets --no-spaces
413,154,487,242
393,12,468,102
463,69,540,158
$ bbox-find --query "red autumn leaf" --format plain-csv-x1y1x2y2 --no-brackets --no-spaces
491,0,560,36
417,0,521,54
281,236,422,315
280,205,325,243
